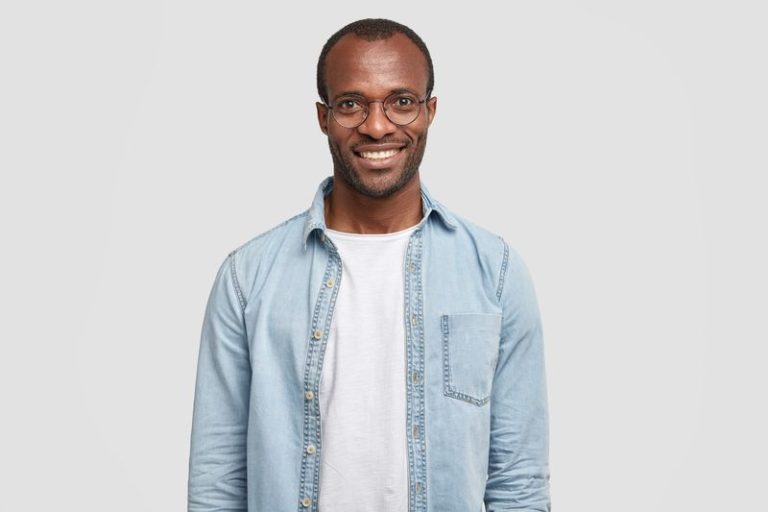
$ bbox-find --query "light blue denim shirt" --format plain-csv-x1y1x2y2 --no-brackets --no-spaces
188,175,551,512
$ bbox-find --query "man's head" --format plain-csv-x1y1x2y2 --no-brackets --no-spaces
316,19,437,199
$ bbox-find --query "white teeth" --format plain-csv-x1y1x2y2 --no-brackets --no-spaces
359,149,400,160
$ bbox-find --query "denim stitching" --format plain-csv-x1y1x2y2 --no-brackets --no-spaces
404,233,416,511
297,239,341,512
404,228,429,511
236,211,309,252
441,314,452,398
496,236,510,303
227,250,246,313
441,314,493,407
311,241,342,511
413,228,427,511
226,211,310,312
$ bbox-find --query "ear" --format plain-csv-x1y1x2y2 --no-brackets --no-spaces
426,96,437,126
316,102,329,135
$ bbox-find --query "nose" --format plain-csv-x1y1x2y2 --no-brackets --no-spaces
357,101,397,139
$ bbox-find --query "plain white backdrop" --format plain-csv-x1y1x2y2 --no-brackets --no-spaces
1,1,766,510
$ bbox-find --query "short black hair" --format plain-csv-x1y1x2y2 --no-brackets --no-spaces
316,18,434,104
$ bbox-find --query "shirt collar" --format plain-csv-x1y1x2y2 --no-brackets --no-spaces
302,175,458,251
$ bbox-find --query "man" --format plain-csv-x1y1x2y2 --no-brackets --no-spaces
188,18,551,512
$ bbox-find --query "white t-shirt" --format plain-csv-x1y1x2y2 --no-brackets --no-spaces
318,223,419,512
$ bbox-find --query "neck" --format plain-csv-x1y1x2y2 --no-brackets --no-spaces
324,173,423,234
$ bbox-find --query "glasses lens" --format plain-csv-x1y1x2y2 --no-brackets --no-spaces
332,97,366,128
384,93,421,125
330,94,424,128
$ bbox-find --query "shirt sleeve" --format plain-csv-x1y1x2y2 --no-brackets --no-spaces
188,251,251,512
484,239,551,512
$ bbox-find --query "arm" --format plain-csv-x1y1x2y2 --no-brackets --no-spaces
188,251,251,512
484,240,551,512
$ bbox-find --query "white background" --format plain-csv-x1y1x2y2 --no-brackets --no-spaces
1,1,766,510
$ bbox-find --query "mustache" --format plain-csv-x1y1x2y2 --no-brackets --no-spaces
350,137,410,151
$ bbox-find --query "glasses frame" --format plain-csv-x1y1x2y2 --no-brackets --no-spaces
324,92,430,129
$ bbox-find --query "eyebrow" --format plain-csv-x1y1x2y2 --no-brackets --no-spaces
331,87,421,102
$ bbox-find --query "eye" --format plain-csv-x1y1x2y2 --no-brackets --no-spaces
334,98,364,113
388,95,418,111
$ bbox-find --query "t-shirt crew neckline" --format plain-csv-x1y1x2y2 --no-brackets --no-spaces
324,223,419,241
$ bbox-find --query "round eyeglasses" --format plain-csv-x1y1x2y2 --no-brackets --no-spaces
325,92,429,129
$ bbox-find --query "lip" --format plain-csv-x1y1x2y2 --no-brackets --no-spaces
353,142,406,152
353,145,407,170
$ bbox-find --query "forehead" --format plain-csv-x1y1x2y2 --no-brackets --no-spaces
324,33,429,99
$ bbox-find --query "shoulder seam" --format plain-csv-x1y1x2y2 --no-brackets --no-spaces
236,210,309,252
227,250,247,313
496,236,510,303
226,210,309,312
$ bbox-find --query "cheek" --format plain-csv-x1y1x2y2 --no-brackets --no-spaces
406,116,430,137
328,129,352,149
404,126,428,144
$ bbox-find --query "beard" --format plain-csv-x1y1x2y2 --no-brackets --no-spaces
327,132,428,199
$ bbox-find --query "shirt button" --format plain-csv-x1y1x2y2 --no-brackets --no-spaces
306,444,316,455
415,481,422,493
320,233,326,242
413,425,420,438
325,278,334,288
304,390,315,400
409,261,416,272
302,496,312,507
312,329,322,340
412,371,419,384
410,313,417,326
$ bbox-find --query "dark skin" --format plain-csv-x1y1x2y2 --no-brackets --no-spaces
316,33,438,234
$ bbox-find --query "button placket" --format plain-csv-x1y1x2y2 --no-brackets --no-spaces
299,243,342,511
404,228,427,512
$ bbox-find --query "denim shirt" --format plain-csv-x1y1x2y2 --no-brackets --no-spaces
188,175,551,512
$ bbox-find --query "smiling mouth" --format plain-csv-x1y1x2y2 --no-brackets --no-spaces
355,148,404,160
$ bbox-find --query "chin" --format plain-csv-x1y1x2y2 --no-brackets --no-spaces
346,168,404,197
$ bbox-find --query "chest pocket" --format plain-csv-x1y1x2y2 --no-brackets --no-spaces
440,313,502,406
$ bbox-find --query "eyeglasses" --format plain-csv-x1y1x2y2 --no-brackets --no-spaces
324,92,429,129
